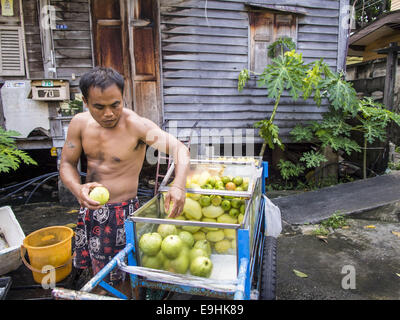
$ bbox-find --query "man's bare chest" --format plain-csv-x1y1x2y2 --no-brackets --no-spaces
81,129,145,164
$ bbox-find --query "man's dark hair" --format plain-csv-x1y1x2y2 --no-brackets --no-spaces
79,67,124,101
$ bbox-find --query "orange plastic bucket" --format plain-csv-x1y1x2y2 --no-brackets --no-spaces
21,226,74,284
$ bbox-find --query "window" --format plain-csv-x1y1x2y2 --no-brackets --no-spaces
0,26,25,76
249,11,297,73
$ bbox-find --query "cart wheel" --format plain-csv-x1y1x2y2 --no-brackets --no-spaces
259,236,277,300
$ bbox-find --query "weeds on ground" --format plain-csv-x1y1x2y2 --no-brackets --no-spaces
311,211,348,236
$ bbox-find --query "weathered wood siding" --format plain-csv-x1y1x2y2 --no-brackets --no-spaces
160,0,344,143
51,0,93,95
22,0,44,79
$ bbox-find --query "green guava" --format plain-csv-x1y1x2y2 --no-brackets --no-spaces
161,234,184,259
164,248,190,274
190,256,213,278
157,224,178,239
189,247,208,262
178,230,195,248
139,232,162,256
142,253,163,269
193,240,211,256
89,186,110,205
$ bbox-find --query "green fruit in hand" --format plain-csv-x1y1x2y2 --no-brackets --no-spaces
183,198,202,220
178,231,195,248
189,248,208,262
233,176,243,186
221,200,231,211
190,256,213,278
229,208,240,218
199,195,211,207
161,235,184,259
210,195,222,206
89,186,110,205
139,233,162,256
231,198,242,209
214,239,231,254
157,224,178,239
193,240,212,256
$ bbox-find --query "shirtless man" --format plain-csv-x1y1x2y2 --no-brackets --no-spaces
59,67,189,294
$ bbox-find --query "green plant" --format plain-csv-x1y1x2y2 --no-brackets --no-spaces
321,212,347,230
277,159,304,181
311,226,329,236
0,128,37,173
388,161,400,170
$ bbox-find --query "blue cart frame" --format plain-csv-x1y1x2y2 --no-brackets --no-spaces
52,161,270,300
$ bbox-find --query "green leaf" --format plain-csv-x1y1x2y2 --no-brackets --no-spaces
322,73,359,115
300,151,328,169
289,124,314,143
237,68,250,92
0,127,37,173
277,160,305,180
293,269,308,278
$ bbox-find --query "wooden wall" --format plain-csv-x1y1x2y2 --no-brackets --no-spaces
22,0,44,79
392,0,400,11
51,0,93,95
159,0,344,143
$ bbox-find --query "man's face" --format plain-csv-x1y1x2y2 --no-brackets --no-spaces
84,84,123,129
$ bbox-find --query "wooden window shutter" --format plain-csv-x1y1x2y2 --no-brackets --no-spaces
250,11,297,74
250,12,274,74
0,26,25,76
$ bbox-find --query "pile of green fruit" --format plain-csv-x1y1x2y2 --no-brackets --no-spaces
161,171,249,258
139,224,214,278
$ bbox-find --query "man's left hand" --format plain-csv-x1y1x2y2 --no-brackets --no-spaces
164,185,186,218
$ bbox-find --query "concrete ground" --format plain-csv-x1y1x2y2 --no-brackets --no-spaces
1,176,400,300
276,202,400,300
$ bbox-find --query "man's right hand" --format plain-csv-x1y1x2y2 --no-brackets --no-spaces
77,182,105,210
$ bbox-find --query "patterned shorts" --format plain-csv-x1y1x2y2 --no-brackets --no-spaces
73,198,140,286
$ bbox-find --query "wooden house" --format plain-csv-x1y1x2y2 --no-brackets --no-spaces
346,2,400,144
0,0,349,157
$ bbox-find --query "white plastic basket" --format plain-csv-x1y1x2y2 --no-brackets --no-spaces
0,206,26,275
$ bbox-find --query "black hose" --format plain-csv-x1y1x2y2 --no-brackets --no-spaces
0,172,58,192
24,173,59,204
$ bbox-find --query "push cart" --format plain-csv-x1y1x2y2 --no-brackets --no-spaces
52,157,277,300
